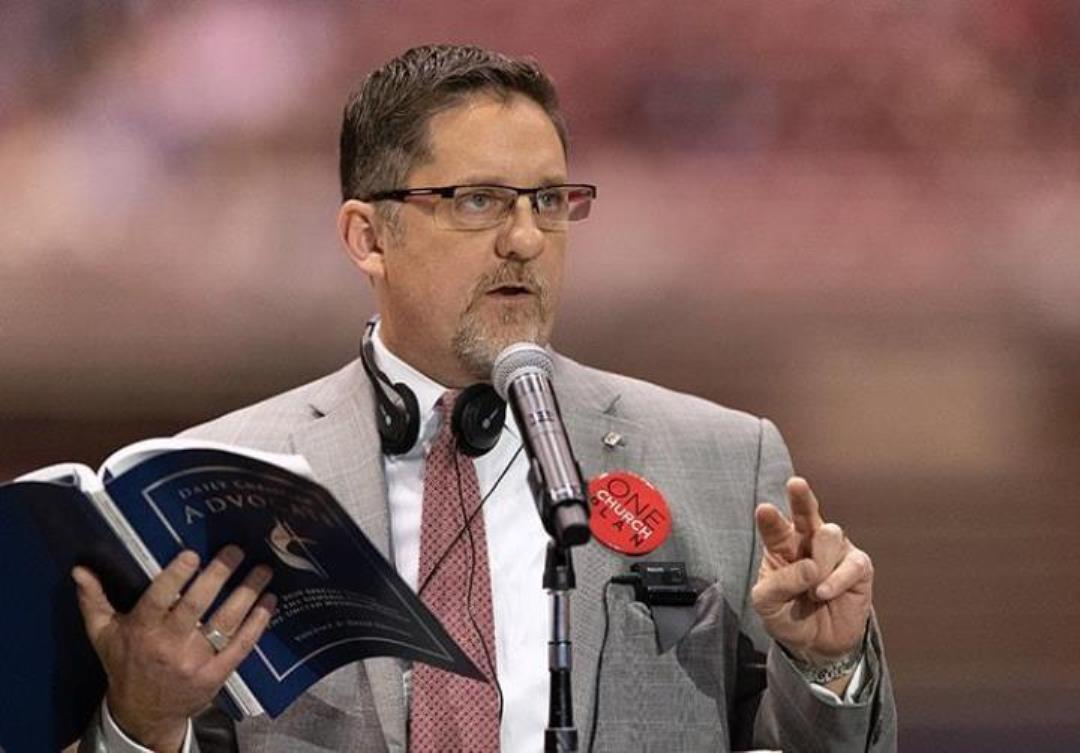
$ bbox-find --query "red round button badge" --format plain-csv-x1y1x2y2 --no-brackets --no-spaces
588,470,671,555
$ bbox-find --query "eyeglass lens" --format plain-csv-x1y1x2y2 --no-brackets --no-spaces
442,186,592,229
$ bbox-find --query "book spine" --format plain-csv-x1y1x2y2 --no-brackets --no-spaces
86,487,164,581
223,670,263,717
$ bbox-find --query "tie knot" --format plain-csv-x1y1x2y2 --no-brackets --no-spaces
434,389,460,433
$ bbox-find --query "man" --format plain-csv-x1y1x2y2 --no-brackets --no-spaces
75,45,896,752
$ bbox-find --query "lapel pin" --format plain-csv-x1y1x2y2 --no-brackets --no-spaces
602,431,624,449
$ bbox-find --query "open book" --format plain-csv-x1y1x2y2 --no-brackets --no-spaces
0,439,480,752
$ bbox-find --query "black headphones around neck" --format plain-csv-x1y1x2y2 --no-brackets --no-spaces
359,317,507,457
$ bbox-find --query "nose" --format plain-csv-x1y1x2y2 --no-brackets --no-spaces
495,195,544,260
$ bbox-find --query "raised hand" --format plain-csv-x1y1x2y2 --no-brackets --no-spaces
751,477,873,671
72,547,276,751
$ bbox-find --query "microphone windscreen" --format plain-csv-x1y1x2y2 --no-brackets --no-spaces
491,343,554,400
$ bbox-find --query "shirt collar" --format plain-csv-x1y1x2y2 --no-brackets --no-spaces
369,321,520,454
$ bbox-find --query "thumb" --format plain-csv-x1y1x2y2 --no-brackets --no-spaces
72,566,117,644
752,559,818,616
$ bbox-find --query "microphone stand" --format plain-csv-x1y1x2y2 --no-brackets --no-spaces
544,541,577,753
527,459,589,753
533,472,590,753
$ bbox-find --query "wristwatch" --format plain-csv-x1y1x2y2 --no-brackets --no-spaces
790,648,863,685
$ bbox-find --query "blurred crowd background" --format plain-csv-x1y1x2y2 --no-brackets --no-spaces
2,1,1078,750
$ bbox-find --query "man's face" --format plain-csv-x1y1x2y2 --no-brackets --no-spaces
373,93,569,386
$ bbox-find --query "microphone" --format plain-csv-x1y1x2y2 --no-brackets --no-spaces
491,344,591,548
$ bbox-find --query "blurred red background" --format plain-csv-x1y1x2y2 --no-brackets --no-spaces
2,2,1079,749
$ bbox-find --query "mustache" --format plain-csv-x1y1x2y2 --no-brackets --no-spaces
466,264,548,307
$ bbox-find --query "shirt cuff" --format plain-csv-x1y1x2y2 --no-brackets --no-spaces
101,699,194,753
807,654,867,706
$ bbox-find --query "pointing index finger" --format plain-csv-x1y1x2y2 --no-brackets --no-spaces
787,477,824,537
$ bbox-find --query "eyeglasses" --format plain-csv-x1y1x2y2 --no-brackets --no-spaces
364,184,597,231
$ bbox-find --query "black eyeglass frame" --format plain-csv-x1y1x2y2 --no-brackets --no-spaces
363,183,597,225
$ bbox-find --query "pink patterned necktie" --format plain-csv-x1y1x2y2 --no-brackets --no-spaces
409,391,500,753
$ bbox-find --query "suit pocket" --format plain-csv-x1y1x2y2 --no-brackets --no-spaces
623,598,657,637
617,580,728,643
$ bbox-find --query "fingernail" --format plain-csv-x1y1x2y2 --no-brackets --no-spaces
816,584,831,599
179,550,200,568
219,545,244,567
252,565,273,583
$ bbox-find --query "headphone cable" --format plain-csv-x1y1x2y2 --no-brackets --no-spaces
417,443,523,597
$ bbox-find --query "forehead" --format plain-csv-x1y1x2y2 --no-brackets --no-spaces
408,93,568,186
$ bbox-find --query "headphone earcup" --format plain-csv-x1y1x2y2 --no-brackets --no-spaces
376,381,421,455
359,320,423,455
451,384,506,457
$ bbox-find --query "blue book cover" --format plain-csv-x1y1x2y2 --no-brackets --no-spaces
0,445,481,751
0,479,148,753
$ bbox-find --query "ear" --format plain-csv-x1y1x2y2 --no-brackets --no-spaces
338,199,387,280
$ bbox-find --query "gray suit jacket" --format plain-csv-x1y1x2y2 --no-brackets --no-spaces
83,354,896,752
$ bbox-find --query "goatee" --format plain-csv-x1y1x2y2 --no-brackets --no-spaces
452,264,552,380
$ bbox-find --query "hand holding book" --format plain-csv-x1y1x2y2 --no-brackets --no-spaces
0,438,481,752
71,546,276,751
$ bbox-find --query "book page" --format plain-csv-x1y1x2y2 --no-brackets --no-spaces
16,462,101,492
100,438,313,482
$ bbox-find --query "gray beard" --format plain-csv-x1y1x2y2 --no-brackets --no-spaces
450,261,554,380
452,301,549,381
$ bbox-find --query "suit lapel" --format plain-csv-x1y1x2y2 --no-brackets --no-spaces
553,357,647,744
288,361,407,753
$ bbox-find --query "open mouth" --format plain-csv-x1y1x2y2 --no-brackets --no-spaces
487,285,532,297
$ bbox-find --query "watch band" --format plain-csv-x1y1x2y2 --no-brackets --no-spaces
791,648,863,685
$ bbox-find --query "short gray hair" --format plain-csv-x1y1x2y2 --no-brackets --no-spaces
339,44,569,202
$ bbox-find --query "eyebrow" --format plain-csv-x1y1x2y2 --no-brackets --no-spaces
447,174,569,187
